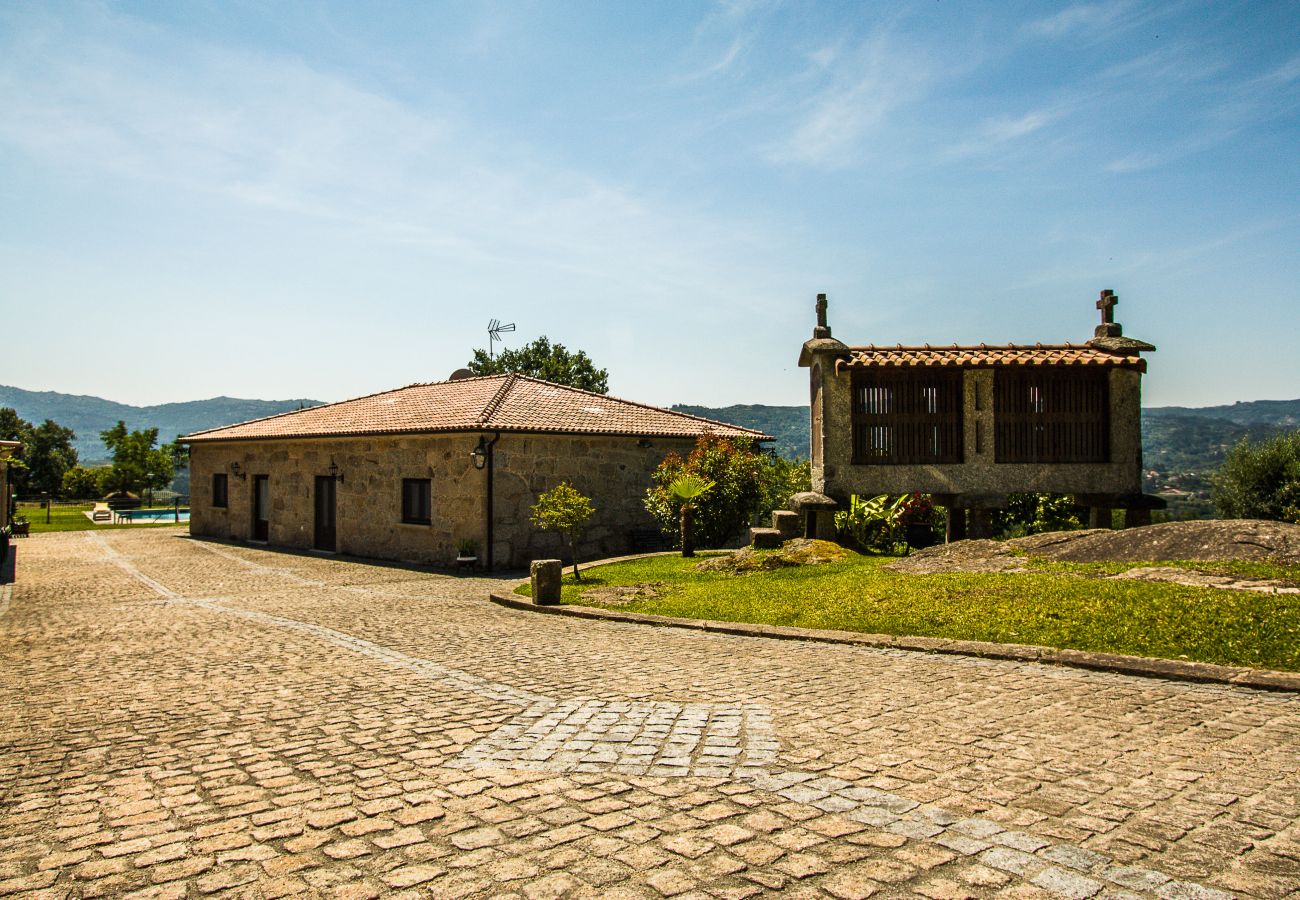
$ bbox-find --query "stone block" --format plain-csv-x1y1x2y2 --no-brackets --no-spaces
531,559,562,605
772,510,800,538
750,528,783,550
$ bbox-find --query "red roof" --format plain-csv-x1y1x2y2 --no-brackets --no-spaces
843,343,1146,371
184,374,771,443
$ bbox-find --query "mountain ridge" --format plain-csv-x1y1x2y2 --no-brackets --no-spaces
0,385,323,462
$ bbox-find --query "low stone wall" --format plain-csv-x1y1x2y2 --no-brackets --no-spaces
190,432,693,568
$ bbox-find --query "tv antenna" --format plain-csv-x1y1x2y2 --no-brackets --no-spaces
487,319,516,358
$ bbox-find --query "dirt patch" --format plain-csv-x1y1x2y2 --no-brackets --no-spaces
580,582,668,606
696,539,848,574
885,519,1300,590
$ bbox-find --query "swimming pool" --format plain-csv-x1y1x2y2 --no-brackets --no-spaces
118,508,190,523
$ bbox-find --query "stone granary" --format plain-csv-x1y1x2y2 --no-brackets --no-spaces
797,291,1160,540
184,374,769,568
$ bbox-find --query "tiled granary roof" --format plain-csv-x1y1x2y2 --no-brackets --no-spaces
183,375,771,443
842,342,1147,371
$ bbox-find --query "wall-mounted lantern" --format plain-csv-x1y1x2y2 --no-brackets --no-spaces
328,457,345,483
230,462,247,480
470,438,488,470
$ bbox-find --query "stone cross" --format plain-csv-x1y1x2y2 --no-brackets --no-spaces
813,293,831,338
1097,289,1118,325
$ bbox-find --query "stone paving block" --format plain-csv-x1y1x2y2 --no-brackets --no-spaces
1032,866,1105,899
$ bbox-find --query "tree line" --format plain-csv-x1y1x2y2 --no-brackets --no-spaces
1,408,186,501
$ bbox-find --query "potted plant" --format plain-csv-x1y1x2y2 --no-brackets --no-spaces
455,538,479,568
900,492,938,550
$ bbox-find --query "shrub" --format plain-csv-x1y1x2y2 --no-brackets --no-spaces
645,435,767,548
993,493,1084,538
1212,431,1300,523
834,494,909,555
756,455,812,525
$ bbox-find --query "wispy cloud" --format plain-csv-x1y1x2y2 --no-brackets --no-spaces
944,107,1064,161
1022,1,1136,40
767,29,933,168
1101,49,1300,174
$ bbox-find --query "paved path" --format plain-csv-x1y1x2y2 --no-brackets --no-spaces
0,529,1296,899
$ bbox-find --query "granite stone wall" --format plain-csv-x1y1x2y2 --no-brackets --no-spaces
190,432,695,568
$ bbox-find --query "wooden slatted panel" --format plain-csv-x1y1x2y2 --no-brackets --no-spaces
994,369,1109,463
851,371,963,465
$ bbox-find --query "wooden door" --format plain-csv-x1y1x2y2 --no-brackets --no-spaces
314,476,337,552
252,475,270,541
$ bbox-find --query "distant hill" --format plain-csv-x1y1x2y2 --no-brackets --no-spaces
0,385,323,463
673,404,808,459
1144,398,1300,428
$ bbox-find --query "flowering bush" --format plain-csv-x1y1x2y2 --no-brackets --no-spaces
645,435,767,549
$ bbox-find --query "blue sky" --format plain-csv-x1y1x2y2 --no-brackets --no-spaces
2,0,1297,409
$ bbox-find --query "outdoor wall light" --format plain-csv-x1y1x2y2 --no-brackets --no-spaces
470,438,488,470
229,462,246,479
637,439,653,449
328,458,345,483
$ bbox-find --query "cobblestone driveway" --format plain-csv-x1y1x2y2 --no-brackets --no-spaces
1,529,1297,899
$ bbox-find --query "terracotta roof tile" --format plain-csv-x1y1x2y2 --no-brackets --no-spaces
184,375,770,443
843,343,1146,371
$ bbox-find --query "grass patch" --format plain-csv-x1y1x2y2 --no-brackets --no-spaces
16,505,186,533
516,552,1299,671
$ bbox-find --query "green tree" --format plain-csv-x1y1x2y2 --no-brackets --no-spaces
530,482,596,580
25,419,79,497
1211,431,1300,523
666,474,714,558
645,435,767,549
468,337,609,394
100,422,188,499
0,408,80,497
62,465,108,500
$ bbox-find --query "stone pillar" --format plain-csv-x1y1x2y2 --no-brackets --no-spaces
946,507,968,543
1088,507,1113,529
790,492,838,542
968,509,996,540
531,559,562,605
1124,507,1152,528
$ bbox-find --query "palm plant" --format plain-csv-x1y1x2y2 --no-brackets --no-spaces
667,474,714,557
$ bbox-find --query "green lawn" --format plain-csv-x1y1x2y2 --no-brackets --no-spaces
518,552,1300,671
15,505,187,533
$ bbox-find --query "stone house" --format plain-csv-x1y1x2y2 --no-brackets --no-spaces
184,374,768,568
798,291,1160,539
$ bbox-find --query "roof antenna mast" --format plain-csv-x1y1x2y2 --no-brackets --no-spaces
487,319,516,358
